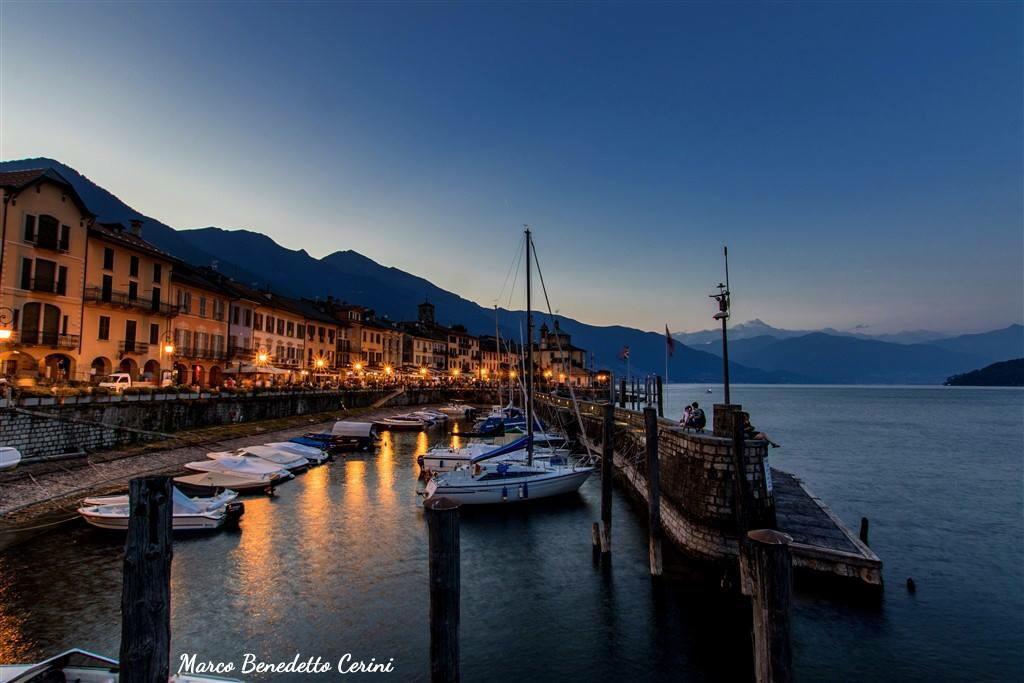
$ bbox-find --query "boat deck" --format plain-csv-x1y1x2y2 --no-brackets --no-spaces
772,469,883,587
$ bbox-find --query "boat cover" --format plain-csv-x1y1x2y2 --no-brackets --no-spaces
195,455,282,475
332,421,375,437
237,445,307,466
264,441,323,456
470,435,532,464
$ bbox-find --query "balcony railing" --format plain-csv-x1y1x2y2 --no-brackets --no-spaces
26,277,68,295
84,286,179,316
119,340,150,355
5,330,80,348
177,345,228,361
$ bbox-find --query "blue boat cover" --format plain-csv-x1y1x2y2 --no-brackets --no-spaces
470,435,532,464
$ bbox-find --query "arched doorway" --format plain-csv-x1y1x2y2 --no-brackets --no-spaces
174,363,189,385
118,358,139,379
191,364,206,387
43,354,74,382
91,357,112,383
142,360,161,382
208,366,223,387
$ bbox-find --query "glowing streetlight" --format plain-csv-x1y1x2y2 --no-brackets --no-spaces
354,362,363,372
256,351,270,365
0,329,11,341
481,368,489,378
451,367,460,378
543,369,553,379
419,367,428,377
509,370,517,379
163,342,175,354
559,372,566,383
384,365,393,376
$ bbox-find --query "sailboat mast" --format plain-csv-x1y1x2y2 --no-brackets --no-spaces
494,304,501,407
525,226,535,466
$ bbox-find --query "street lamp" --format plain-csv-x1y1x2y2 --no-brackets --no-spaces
0,307,14,341
709,246,732,404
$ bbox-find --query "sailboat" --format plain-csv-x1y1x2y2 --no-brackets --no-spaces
424,227,594,505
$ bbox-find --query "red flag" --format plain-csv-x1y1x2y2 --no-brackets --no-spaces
665,325,675,357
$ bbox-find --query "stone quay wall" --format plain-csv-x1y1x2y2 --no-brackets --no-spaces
0,387,498,461
537,395,771,563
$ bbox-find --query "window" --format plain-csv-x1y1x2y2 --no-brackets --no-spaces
149,324,159,345
129,256,139,277
176,290,191,314
102,274,113,301
254,313,263,332
214,300,224,321
98,316,110,340
23,214,36,242
199,297,207,318
276,319,284,335
152,287,161,311
103,247,114,270
287,322,295,337
20,259,31,290
36,215,58,249
59,225,70,251
153,263,162,283
34,259,56,293
128,282,138,301
232,306,240,325
57,266,67,296
244,309,252,327
266,315,275,332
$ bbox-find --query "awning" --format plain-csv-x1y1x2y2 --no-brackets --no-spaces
223,364,293,375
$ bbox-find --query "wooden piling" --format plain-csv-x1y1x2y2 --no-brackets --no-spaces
747,529,794,683
859,517,869,546
426,497,461,683
656,375,664,417
644,407,663,576
600,402,614,553
619,378,627,408
120,476,173,683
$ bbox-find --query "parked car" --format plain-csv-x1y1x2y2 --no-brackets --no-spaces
97,372,170,392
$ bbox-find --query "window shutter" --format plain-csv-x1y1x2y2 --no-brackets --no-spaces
57,266,68,296
24,215,36,242
20,259,32,290
59,225,70,251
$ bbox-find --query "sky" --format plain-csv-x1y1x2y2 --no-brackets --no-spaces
1,1,1021,335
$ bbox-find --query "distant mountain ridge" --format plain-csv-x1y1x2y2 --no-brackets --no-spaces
0,157,789,382
677,318,975,346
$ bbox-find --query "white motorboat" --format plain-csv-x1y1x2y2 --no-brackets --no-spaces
83,489,238,508
0,648,242,682
215,445,309,472
414,409,448,422
185,455,288,481
175,471,278,495
437,402,476,417
78,488,243,532
374,415,428,431
418,434,568,473
263,441,329,465
0,447,21,470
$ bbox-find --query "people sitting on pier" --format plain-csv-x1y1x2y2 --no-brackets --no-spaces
743,414,780,448
680,404,693,426
684,402,706,432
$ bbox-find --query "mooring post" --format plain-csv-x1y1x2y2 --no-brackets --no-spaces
656,375,664,417
120,476,173,683
619,378,627,408
600,402,614,553
644,407,663,576
747,529,794,683
426,497,461,683
859,517,870,546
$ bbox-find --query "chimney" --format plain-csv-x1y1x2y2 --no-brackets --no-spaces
129,219,143,236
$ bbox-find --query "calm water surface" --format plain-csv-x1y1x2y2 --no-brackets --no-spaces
0,385,1021,680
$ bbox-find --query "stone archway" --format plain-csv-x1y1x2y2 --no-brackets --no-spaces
43,353,74,383
142,359,161,382
208,366,223,387
90,357,112,383
191,364,206,387
173,363,189,385
118,357,139,379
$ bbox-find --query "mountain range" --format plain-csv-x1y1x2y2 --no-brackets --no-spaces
3,157,1019,385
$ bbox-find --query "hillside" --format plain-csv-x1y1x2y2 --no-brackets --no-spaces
0,157,788,382
945,359,1024,387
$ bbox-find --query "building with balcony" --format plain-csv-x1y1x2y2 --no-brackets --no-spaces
79,220,178,383
169,263,230,386
447,324,479,376
0,169,93,382
533,320,593,387
293,298,341,377
479,335,521,380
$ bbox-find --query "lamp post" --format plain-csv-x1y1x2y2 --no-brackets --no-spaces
256,348,270,387
0,307,14,342
710,246,732,405
162,334,175,387
314,356,326,387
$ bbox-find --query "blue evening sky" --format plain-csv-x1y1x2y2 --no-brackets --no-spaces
1,1,1020,334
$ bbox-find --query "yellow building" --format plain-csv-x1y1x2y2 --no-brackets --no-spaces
80,221,177,383
169,264,230,386
0,169,92,382
447,324,479,375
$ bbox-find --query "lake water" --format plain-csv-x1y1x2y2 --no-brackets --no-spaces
0,385,1021,680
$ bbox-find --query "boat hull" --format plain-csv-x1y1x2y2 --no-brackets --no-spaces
424,467,592,505
79,510,225,532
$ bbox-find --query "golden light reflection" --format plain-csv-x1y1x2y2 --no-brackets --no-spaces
294,465,332,581
450,421,461,450
378,431,395,505
0,575,30,661
344,459,367,514
230,493,281,618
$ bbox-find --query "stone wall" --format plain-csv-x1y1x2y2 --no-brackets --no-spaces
0,387,498,460
537,395,772,563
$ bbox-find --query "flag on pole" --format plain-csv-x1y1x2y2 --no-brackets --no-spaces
618,345,630,361
665,325,675,357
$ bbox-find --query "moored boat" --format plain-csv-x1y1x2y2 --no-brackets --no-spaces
0,648,241,682
78,487,244,532
174,471,278,495
0,447,21,471
185,455,289,481
374,415,428,431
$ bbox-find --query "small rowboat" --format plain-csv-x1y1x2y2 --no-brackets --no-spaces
174,471,278,495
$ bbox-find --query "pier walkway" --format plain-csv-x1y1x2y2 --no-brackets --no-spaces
536,394,882,590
